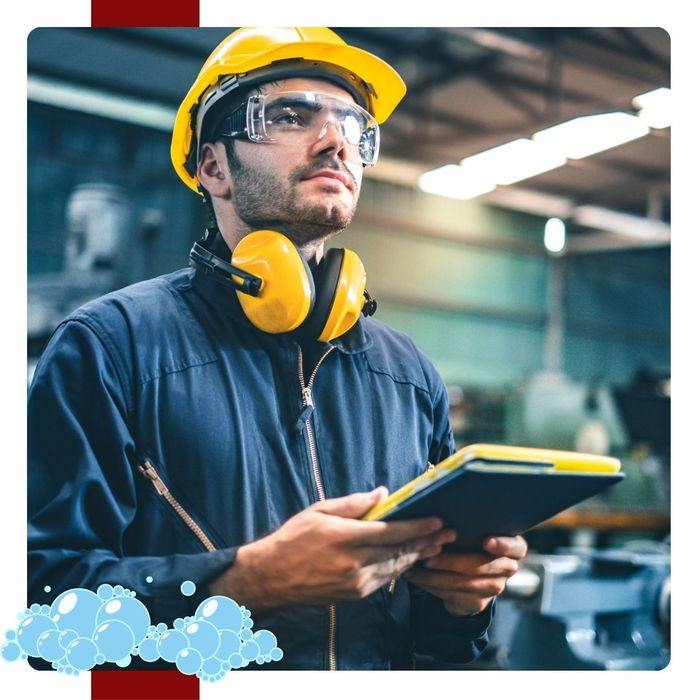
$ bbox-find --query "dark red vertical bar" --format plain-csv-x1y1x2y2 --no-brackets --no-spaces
92,671,200,699
91,0,199,27
88,6,200,697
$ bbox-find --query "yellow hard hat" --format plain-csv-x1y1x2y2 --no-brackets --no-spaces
171,27,407,193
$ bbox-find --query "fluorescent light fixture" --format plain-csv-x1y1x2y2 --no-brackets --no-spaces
633,87,671,129
533,113,650,159
28,74,176,132
418,164,495,200
574,205,671,242
460,138,566,185
544,217,566,254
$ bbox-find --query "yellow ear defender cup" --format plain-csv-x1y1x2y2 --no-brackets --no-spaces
171,27,406,193
310,248,368,343
231,230,315,334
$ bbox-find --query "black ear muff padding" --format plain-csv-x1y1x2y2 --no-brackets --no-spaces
303,248,344,342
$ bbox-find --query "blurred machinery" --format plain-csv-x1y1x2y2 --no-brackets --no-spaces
28,183,164,384
479,544,670,670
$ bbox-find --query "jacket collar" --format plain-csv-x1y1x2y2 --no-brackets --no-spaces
189,231,373,355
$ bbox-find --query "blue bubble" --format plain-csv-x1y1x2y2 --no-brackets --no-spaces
176,648,202,675
146,576,153,584
252,629,278,656
113,586,124,596
50,588,102,638
115,655,131,668
202,657,221,675
97,584,114,601
30,604,41,614
215,629,240,661
242,618,253,630
196,596,243,633
37,629,65,662
137,638,160,663
270,647,283,662
240,628,253,642
228,652,243,669
95,654,105,665
96,596,150,646
5,630,15,641
240,640,259,662
41,605,50,616
92,620,135,663
65,637,98,671
17,614,58,657
156,623,167,634
157,630,188,663
173,618,185,630
59,630,78,649
44,586,52,593
183,621,219,660
1,642,21,662
222,661,231,671
180,581,196,597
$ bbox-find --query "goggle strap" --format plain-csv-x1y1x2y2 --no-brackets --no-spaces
217,103,248,139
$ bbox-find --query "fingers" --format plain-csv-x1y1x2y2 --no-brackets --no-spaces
313,487,389,518
359,528,457,568
404,567,509,599
420,551,520,577
482,535,528,560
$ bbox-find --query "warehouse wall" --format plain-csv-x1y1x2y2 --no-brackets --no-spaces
28,103,669,389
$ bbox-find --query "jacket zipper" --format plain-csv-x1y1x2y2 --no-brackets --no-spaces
137,459,216,553
297,344,337,670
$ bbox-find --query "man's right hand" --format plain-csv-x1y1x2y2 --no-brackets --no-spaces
208,487,456,611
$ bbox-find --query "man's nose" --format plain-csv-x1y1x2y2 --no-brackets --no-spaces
310,119,347,159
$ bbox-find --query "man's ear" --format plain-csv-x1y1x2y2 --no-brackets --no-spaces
197,143,231,198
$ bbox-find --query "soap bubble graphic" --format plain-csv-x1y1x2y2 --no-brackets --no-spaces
92,620,135,663
1,579,283,678
50,588,102,638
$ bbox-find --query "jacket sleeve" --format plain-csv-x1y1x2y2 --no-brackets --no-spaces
28,317,237,625
408,370,494,665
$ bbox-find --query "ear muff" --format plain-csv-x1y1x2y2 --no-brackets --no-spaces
231,230,315,334
190,229,373,340
311,248,368,343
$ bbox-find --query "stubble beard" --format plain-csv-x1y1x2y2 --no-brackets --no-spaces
225,142,359,249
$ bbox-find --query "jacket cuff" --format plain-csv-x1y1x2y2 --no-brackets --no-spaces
413,590,494,664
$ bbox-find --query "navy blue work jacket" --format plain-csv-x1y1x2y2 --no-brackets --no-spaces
28,262,492,670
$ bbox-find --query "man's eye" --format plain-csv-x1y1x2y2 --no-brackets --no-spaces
270,110,306,127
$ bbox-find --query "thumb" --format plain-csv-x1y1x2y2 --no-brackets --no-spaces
315,487,389,519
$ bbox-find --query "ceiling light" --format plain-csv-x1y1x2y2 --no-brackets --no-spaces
544,218,566,254
532,113,650,159
460,138,567,185
633,87,671,129
418,164,496,200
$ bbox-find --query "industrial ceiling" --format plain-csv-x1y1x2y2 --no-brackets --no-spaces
28,27,670,252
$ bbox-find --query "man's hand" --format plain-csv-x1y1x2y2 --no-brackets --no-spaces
403,535,528,615
209,487,456,611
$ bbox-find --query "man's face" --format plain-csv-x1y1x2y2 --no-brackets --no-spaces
222,78,365,250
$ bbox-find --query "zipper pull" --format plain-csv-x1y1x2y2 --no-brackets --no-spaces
295,387,314,432
137,460,166,496
302,387,313,408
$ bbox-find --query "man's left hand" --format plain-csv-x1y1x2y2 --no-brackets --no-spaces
403,535,528,615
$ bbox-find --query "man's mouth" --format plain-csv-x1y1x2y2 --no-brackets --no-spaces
301,169,353,191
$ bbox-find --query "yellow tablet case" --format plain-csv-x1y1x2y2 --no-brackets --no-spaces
363,444,624,551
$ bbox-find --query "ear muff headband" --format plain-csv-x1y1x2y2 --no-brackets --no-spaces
232,230,315,334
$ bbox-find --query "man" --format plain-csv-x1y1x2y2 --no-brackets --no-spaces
28,27,526,670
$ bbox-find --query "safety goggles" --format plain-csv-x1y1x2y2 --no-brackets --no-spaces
216,91,380,166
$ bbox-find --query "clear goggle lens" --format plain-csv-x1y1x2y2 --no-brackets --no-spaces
220,91,380,166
